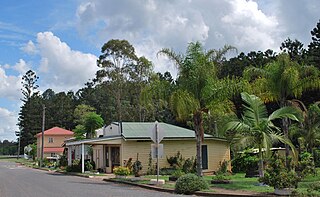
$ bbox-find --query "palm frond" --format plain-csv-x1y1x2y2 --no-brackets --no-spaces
170,90,199,121
157,48,184,68
268,106,302,122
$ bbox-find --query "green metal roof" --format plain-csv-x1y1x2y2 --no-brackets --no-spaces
117,122,216,140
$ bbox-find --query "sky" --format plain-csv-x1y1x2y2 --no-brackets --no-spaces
0,0,319,142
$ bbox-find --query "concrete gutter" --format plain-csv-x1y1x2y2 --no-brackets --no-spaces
104,179,275,197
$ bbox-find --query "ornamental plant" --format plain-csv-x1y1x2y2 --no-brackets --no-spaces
175,173,209,194
113,166,130,176
259,154,300,189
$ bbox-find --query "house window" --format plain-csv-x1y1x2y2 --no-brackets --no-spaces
48,137,54,143
51,153,56,157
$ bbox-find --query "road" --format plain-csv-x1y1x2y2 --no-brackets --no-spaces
0,161,184,197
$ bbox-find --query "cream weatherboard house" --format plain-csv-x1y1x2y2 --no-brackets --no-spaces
36,127,74,158
65,122,230,174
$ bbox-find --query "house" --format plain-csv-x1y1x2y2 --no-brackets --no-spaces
36,127,74,158
65,122,230,174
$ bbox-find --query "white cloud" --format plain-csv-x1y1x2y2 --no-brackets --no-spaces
0,107,18,142
13,59,30,74
74,0,282,74
0,65,21,100
34,32,98,92
21,40,38,55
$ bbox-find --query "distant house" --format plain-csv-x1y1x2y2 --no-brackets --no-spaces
36,127,74,158
65,122,230,174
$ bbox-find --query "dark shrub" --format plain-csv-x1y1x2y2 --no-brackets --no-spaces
175,173,209,194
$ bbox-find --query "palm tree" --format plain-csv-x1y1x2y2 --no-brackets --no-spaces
158,42,243,176
289,100,320,154
243,53,320,165
224,92,302,177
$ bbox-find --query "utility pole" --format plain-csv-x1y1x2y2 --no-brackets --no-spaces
40,105,45,167
17,131,21,159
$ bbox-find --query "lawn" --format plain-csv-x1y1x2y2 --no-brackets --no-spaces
119,170,320,195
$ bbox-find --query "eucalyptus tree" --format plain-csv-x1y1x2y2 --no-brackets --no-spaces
224,92,302,177
96,39,138,122
158,42,244,176
243,54,320,165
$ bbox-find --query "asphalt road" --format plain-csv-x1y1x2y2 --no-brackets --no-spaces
0,161,184,197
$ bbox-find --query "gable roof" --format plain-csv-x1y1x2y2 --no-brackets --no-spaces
115,122,218,140
36,127,74,137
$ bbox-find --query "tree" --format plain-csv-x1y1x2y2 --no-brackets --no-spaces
74,104,96,125
83,112,104,139
21,70,39,102
158,42,242,176
243,54,320,165
289,100,320,154
280,38,306,64
224,92,302,177
96,39,138,122
307,20,320,69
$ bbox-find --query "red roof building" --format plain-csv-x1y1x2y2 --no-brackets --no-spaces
36,127,74,158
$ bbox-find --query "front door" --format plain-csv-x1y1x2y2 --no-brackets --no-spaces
111,147,120,171
202,145,208,170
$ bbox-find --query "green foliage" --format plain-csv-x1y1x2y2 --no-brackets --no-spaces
66,159,81,172
85,161,93,171
231,151,259,173
113,166,130,176
182,157,195,173
175,173,209,194
171,169,185,178
132,160,142,176
59,155,68,167
212,174,231,181
224,92,301,177
73,125,86,140
296,152,316,178
216,160,229,175
166,151,184,168
159,167,175,175
84,112,104,138
259,155,300,189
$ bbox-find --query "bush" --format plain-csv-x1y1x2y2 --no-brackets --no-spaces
160,167,175,175
167,151,184,168
259,155,300,189
231,151,259,173
85,161,93,171
182,157,195,173
132,160,142,177
216,160,229,175
296,152,316,178
113,166,130,176
59,155,68,167
175,173,209,194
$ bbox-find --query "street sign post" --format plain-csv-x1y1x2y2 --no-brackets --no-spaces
150,121,165,184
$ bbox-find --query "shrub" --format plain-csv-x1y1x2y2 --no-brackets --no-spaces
167,151,184,168
182,157,195,173
259,155,300,189
216,160,229,175
132,160,142,177
113,166,130,176
231,151,259,173
160,167,175,175
59,155,68,167
175,174,209,194
85,161,93,171
296,152,316,178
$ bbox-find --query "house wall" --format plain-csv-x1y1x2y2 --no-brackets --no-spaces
121,139,230,174
36,135,73,158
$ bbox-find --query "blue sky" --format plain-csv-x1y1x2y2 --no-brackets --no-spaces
0,0,319,141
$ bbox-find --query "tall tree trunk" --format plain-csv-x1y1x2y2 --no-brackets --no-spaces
280,99,290,168
258,145,264,177
194,111,203,176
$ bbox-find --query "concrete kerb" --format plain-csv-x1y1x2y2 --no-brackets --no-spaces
103,179,274,197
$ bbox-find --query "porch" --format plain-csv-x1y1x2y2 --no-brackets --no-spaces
65,136,122,173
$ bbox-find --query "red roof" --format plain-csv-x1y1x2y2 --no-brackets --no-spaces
36,127,74,137
44,147,64,153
